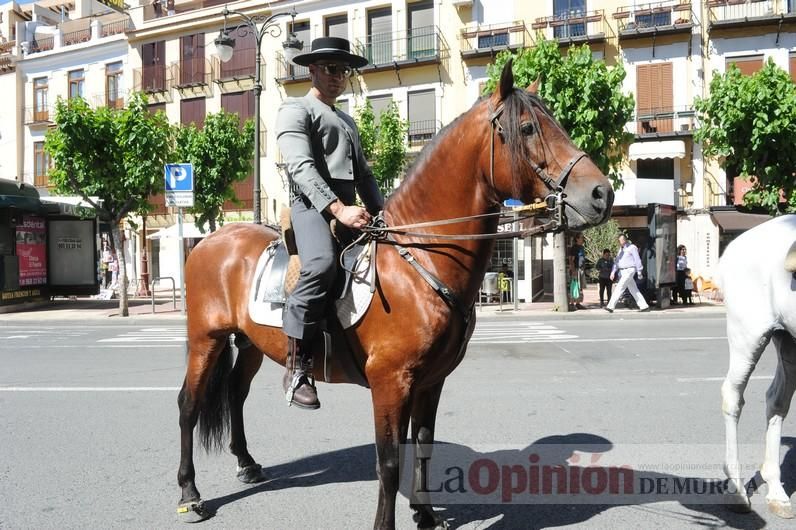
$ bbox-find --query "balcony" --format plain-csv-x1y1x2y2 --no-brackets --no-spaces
355,25,448,72
460,21,531,59
275,45,311,84
614,1,695,40
215,46,256,81
532,9,609,45
133,64,172,93
23,16,131,56
408,120,442,147
707,0,796,31
631,106,696,137
174,58,212,88
24,106,53,125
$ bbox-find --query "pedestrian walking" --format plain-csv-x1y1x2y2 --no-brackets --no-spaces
604,234,649,313
568,233,586,310
595,248,613,307
673,245,687,304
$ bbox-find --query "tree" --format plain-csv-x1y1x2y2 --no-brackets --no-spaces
45,92,172,316
173,111,255,232
582,219,622,280
694,59,796,214
354,100,409,196
484,38,634,187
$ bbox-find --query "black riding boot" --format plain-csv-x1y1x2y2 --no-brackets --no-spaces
283,337,320,409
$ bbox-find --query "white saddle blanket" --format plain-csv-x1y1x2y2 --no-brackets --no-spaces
248,241,376,329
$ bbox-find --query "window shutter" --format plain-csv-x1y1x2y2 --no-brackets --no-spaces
325,14,348,39
726,55,764,76
636,64,650,113
368,95,392,126
180,97,206,128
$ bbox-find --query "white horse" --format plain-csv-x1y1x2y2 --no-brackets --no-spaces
719,213,796,518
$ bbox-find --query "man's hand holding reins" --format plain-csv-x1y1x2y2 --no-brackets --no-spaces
327,200,372,229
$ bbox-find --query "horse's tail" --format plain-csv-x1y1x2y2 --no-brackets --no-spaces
197,338,233,453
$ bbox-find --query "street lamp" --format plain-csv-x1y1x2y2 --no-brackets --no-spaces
213,6,303,225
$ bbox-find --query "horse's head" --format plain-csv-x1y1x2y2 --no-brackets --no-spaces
484,60,614,230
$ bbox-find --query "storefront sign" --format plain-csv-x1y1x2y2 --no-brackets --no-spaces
0,287,46,305
15,215,47,286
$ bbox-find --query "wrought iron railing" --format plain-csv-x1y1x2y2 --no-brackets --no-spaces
408,120,441,146
62,28,91,46
459,21,531,56
708,0,788,25
175,58,211,87
28,36,54,54
101,19,132,37
614,1,695,33
632,105,696,135
133,64,171,93
217,45,256,80
275,44,311,83
532,9,609,42
24,105,53,124
356,25,445,68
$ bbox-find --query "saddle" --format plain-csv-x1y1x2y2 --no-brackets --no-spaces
786,241,796,274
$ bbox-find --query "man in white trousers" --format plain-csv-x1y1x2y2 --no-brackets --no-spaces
604,234,650,313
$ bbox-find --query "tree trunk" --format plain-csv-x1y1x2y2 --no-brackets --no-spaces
553,231,569,312
208,216,216,233
111,224,129,317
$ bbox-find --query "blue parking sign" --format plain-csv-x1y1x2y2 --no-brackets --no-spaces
164,163,193,192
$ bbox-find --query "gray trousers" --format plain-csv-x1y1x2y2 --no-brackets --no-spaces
283,197,338,341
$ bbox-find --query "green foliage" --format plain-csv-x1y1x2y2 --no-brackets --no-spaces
694,59,796,214
45,92,171,224
483,39,635,188
173,111,254,232
354,100,409,196
45,91,172,316
372,101,409,195
354,99,376,160
583,219,622,271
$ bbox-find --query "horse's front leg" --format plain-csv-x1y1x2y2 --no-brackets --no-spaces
760,332,796,519
410,381,448,530
721,326,768,512
229,336,267,484
370,374,413,530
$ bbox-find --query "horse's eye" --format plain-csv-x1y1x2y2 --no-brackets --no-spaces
520,122,535,136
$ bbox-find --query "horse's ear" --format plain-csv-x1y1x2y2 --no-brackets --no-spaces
493,58,514,103
527,76,541,94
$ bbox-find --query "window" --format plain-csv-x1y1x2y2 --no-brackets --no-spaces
367,7,392,65
288,21,310,78
68,69,84,100
325,14,348,39
408,0,435,59
636,158,674,180
636,10,671,28
148,103,166,116
726,55,764,76
367,95,392,126
477,32,509,48
219,30,255,79
221,91,255,210
142,41,166,91
180,34,205,86
33,141,50,187
33,78,48,121
636,62,673,133
180,97,206,128
790,53,796,83
335,98,350,115
553,0,585,38
408,90,436,146
106,62,123,109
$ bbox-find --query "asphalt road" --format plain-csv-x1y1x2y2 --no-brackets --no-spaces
1,315,794,529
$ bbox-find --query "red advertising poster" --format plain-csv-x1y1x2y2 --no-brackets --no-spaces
15,215,47,286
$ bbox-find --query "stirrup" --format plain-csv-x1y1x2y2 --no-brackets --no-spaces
284,370,317,405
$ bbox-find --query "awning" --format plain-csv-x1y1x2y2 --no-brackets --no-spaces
147,222,210,240
0,195,45,212
40,196,99,217
628,140,686,160
711,210,772,232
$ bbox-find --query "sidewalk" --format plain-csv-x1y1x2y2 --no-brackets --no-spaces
1,281,724,322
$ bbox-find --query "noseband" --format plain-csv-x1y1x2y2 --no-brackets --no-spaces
488,102,587,195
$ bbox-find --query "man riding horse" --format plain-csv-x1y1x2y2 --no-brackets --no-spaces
275,37,384,409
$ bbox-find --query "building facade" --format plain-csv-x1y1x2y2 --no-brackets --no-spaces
2,0,792,302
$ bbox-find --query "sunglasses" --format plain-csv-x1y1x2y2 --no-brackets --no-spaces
316,63,353,78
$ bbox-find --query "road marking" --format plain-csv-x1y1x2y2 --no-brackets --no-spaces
98,327,187,343
0,386,181,392
471,322,577,343
677,375,774,383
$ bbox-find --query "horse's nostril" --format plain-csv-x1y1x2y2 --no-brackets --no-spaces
592,186,604,200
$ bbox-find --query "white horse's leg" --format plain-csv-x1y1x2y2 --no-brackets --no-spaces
721,325,771,512
760,332,796,519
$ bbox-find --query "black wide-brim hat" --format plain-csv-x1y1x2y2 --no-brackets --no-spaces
292,36,369,69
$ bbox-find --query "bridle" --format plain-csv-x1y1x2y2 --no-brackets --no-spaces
488,101,587,199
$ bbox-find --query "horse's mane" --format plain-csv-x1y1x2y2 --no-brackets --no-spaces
386,88,557,206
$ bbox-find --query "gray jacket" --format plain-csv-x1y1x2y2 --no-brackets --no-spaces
275,94,383,214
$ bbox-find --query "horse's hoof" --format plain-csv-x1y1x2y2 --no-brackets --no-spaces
724,491,751,513
767,499,795,519
413,510,449,530
176,500,213,523
236,463,266,484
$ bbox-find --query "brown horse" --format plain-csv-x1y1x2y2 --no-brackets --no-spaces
177,61,614,528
